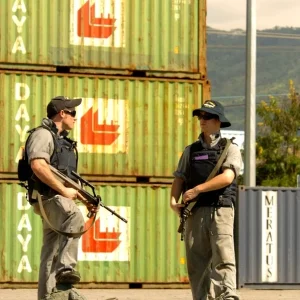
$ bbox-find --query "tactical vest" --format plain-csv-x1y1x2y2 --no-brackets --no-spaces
186,138,237,207
26,124,78,203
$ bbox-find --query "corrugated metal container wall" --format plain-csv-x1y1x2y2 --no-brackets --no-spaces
0,0,207,78
238,186,300,288
0,182,188,284
0,71,205,179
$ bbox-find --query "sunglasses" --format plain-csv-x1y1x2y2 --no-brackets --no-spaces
198,113,217,120
63,109,76,117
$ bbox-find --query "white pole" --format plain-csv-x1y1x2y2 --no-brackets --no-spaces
244,0,257,186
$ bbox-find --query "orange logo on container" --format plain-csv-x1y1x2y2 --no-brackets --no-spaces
70,0,125,47
74,98,127,154
82,218,121,253
78,206,130,261
77,1,116,38
80,107,120,145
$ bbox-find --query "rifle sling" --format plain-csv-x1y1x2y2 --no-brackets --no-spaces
37,192,96,238
183,138,231,212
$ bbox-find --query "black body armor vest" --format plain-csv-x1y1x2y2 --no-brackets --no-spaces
27,124,78,202
186,138,237,208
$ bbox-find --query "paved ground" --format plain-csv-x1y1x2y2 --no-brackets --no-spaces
0,289,300,300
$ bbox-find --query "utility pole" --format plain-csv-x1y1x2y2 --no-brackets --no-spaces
244,0,257,186
297,128,300,187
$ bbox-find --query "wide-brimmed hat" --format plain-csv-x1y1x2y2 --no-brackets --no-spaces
47,96,82,118
192,100,231,128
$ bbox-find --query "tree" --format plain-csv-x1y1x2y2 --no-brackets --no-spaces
256,81,300,187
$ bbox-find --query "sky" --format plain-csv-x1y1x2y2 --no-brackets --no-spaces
207,0,300,31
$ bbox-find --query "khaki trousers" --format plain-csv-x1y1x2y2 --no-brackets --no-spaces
185,206,239,300
33,195,84,300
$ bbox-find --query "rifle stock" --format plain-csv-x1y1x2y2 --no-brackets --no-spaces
49,165,97,207
49,165,127,223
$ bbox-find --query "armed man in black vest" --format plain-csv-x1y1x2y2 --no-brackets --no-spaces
25,96,88,300
170,100,242,300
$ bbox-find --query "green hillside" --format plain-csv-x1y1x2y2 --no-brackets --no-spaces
207,27,300,130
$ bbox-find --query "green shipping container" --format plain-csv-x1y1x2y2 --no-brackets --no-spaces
0,0,207,78
0,71,206,179
0,182,188,284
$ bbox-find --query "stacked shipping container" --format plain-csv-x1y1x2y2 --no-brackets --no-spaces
0,0,208,286
238,187,300,287
0,0,207,78
0,182,189,284
0,72,205,179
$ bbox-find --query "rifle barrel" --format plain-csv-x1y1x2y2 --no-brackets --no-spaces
101,203,128,223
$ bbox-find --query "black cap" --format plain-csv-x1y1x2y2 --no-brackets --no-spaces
192,100,231,128
47,96,82,118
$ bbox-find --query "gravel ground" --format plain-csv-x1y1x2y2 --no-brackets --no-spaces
1,288,300,300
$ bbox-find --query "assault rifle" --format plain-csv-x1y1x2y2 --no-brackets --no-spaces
49,165,127,223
